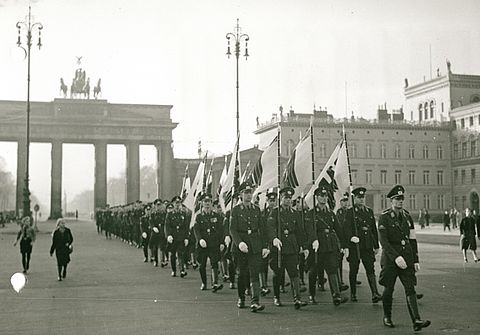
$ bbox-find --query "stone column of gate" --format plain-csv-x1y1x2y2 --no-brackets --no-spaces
49,141,63,219
126,141,140,203
155,143,163,199
16,139,26,217
161,141,174,198
94,141,107,211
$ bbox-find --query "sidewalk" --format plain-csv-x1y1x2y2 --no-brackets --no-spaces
415,223,463,246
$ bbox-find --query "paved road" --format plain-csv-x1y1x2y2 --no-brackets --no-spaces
1,220,479,335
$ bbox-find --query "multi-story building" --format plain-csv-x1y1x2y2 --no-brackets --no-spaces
253,106,452,217
404,61,480,214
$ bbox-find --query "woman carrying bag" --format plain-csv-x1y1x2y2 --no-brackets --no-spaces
13,216,36,274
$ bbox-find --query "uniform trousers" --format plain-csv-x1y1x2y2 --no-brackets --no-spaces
234,251,262,304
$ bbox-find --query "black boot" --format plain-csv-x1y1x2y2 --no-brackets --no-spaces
406,294,431,331
328,274,348,305
350,275,357,302
367,274,382,303
382,292,394,327
212,268,223,292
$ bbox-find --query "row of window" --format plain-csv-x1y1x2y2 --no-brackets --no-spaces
380,193,445,211
418,100,437,121
453,168,477,185
456,115,480,129
453,140,478,159
317,143,444,160
351,169,445,185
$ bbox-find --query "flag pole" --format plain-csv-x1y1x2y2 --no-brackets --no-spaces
276,124,282,269
343,124,360,257
309,117,318,264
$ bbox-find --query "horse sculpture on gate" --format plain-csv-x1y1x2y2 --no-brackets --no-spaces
61,58,101,100
60,78,68,98
93,78,102,99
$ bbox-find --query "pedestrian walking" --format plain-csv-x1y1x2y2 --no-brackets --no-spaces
378,185,430,331
460,208,479,263
13,216,36,274
49,219,74,281
443,210,451,232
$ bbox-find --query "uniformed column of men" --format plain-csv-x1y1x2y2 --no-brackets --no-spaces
95,182,430,332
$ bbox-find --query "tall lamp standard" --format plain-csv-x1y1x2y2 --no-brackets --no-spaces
16,6,43,218
226,19,249,137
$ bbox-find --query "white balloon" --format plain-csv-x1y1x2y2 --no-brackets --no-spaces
10,273,26,293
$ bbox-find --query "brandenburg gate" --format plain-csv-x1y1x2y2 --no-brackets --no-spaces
0,98,177,218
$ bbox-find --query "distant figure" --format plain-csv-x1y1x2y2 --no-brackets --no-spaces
50,219,74,281
450,209,458,229
443,211,451,232
418,210,425,229
446,59,452,73
13,217,36,274
424,209,430,228
75,210,78,220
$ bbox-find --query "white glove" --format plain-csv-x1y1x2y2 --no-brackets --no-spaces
142,232,147,239
395,256,407,269
224,236,231,246
414,263,420,272
238,241,249,253
152,227,159,233
350,236,360,244
184,239,189,247
167,235,173,244
262,248,270,258
273,238,282,250
199,239,207,248
303,249,310,259
343,248,349,258
220,244,225,252
312,240,319,252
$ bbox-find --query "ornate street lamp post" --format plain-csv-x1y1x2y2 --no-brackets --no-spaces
226,18,249,137
16,6,43,218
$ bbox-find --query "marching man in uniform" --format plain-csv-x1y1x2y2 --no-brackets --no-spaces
306,180,348,306
165,196,189,278
193,193,225,292
344,187,382,303
267,186,308,309
230,181,270,312
378,185,430,331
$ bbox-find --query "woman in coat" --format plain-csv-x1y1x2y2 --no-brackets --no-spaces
13,216,36,273
50,219,74,281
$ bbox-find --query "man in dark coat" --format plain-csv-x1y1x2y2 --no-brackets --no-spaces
378,185,430,331
230,181,270,312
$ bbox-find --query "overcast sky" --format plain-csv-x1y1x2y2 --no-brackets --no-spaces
1,0,480,210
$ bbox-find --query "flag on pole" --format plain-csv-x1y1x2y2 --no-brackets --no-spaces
205,156,215,195
183,158,206,212
282,127,313,199
250,135,279,199
304,139,346,209
220,135,240,211
180,165,190,201
217,156,228,196
240,160,251,183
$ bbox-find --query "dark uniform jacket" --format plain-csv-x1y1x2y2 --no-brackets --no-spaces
230,202,268,254
305,206,346,252
193,209,224,249
165,209,189,242
378,208,418,268
267,206,307,255
344,205,379,251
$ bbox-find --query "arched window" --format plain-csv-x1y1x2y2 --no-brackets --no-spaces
419,104,423,121
423,145,429,159
286,139,295,157
409,144,415,159
380,143,387,159
424,102,429,120
429,100,435,119
350,143,357,158
395,144,401,159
